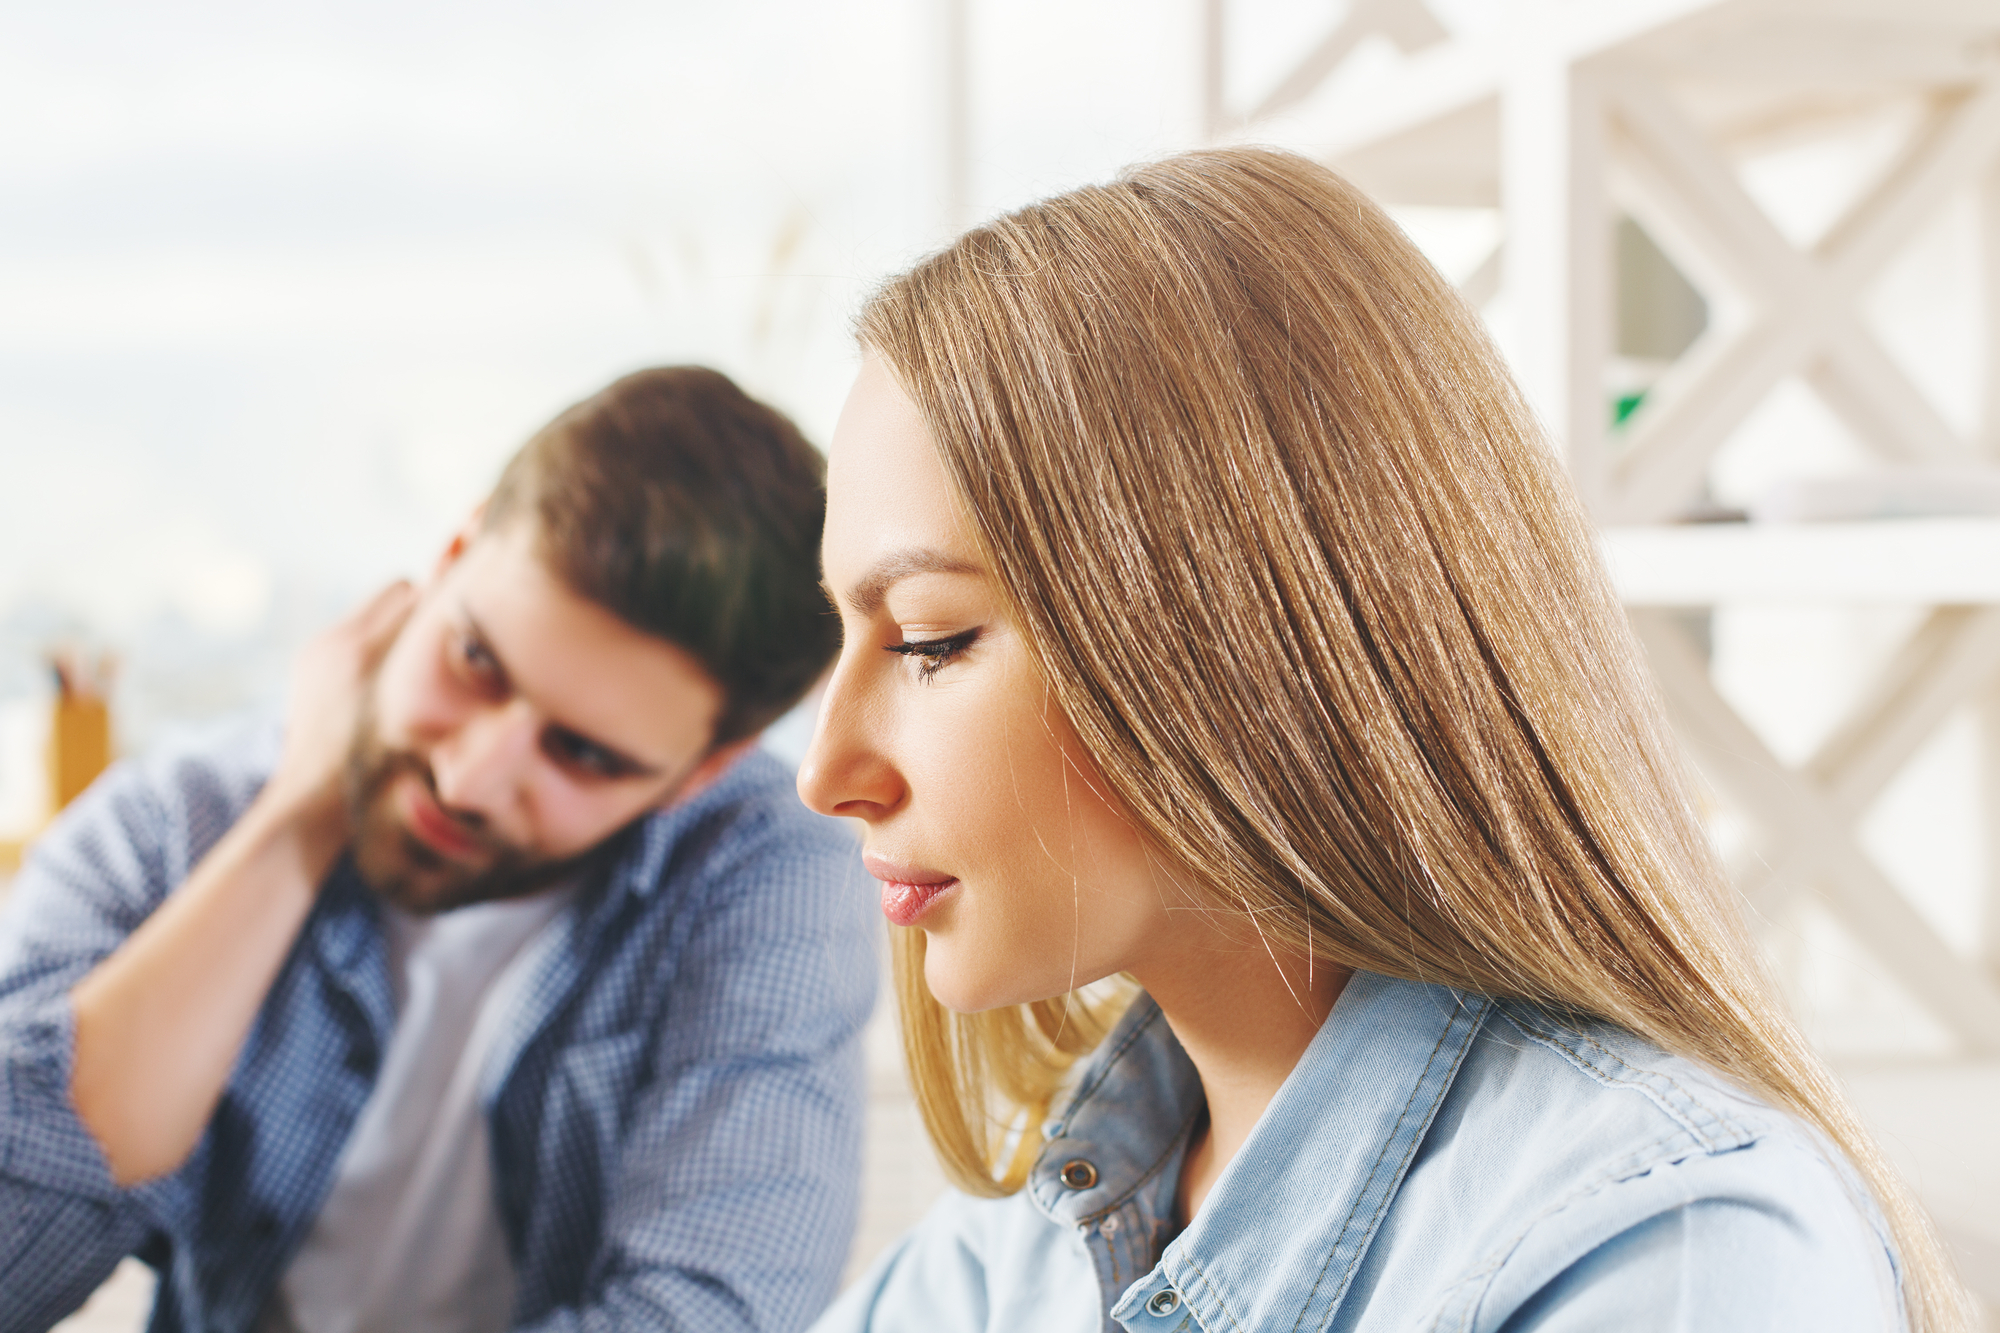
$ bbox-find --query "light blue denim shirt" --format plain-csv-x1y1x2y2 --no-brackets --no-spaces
819,971,1900,1332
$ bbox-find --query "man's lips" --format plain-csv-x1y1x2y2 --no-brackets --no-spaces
399,778,488,862
862,854,959,928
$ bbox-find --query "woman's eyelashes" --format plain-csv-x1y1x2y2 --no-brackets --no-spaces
884,628,981,682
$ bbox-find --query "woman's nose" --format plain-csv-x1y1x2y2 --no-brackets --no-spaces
797,656,906,822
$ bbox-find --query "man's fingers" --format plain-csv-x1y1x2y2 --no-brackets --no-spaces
349,581,419,657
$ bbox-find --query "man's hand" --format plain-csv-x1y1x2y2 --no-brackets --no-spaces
262,581,418,856
71,583,418,1186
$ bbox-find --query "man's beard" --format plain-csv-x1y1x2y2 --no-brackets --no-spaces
340,699,625,916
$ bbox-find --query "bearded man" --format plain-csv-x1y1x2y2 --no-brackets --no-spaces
0,368,873,1333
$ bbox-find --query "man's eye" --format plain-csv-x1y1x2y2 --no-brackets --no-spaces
884,628,980,682
543,728,630,778
456,633,500,680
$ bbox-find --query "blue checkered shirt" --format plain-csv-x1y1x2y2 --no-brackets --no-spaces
0,718,876,1333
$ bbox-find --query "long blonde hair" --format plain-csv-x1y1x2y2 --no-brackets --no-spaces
856,146,1968,1329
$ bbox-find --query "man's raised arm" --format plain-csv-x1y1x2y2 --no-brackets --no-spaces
67,582,413,1186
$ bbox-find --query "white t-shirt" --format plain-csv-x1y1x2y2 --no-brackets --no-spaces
259,887,573,1333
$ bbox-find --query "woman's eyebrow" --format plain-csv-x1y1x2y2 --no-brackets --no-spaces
838,549,983,617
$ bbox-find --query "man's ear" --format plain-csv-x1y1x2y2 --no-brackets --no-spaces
665,738,757,809
429,502,490,584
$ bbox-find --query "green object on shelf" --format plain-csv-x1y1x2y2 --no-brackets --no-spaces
1613,390,1646,426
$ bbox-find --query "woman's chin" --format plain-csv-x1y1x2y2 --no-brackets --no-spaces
926,978,1030,1015
922,957,1053,1015
922,949,1117,1015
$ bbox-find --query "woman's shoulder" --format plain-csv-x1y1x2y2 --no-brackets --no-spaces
1457,998,1794,1164
1353,996,1902,1331
1450,999,1878,1202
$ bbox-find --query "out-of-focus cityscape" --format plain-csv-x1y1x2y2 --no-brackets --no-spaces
7,0,2000,1327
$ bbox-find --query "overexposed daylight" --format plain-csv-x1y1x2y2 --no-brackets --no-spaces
5,0,2000,1328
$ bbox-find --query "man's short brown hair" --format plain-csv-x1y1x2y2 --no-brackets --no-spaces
486,366,837,745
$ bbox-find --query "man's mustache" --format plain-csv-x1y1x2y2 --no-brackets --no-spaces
340,712,627,914
347,745,509,864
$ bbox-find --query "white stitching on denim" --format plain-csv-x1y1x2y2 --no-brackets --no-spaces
1290,994,1490,1333
1496,1007,1750,1153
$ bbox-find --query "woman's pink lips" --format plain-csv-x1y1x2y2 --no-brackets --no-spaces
863,854,959,928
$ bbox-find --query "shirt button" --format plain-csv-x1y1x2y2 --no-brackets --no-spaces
1147,1288,1181,1316
1059,1159,1098,1189
1099,1214,1120,1236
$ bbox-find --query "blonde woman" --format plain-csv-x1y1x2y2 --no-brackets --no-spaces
800,147,1966,1331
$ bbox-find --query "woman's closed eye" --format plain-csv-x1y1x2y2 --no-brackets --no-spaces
885,628,981,682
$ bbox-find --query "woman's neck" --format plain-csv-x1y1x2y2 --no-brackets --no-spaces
1135,934,1349,1225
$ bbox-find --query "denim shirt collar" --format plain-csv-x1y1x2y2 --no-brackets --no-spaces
1026,972,1492,1332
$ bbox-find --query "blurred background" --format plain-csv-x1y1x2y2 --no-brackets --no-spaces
5,0,1999,1327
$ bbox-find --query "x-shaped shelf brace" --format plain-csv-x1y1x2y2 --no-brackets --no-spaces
1600,68,2000,524
1631,605,2000,1055
1203,0,1450,137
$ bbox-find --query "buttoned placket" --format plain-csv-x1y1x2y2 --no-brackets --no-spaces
1025,997,1210,1333
1116,1268,1196,1332
1067,1161,1191,1333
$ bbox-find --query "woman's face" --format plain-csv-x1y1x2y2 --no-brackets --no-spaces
799,356,1175,1013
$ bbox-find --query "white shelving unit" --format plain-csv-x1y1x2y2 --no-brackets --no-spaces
1202,0,2000,1306
1207,0,2000,518
1604,519,2000,1051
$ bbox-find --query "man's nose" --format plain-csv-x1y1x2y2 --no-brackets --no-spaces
430,700,540,827
796,656,905,822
